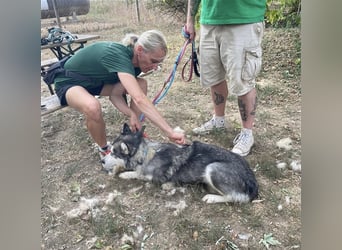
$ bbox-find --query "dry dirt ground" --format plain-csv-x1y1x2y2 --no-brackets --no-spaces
41,8,301,250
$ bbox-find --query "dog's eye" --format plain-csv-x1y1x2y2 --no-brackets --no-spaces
120,143,129,155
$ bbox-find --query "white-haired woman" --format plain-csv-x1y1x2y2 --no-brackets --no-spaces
53,30,185,172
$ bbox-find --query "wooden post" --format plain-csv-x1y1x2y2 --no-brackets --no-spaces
135,0,141,23
51,0,62,28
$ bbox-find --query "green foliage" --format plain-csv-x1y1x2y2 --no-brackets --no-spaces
152,0,301,28
265,0,301,27
259,233,282,249
148,0,187,20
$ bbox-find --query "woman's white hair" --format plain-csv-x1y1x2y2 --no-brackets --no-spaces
121,33,139,47
122,30,167,54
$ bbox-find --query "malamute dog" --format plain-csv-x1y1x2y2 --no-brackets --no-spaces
110,123,258,204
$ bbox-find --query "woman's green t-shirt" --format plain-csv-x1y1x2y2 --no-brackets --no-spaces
54,42,141,90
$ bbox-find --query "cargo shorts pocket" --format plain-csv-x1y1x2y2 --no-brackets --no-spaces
241,46,262,82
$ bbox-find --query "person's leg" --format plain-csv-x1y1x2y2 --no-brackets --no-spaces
211,80,228,117
64,85,120,172
103,79,147,129
193,25,228,134
65,86,107,148
230,88,257,156
130,77,147,119
222,22,263,156
238,87,257,129
192,80,228,134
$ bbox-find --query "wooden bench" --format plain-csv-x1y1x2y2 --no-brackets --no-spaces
41,94,66,116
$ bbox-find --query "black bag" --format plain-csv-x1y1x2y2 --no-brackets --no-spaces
41,56,92,85
41,56,71,85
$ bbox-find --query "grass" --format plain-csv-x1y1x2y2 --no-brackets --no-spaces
63,164,79,181
169,215,233,249
259,159,284,180
90,212,126,240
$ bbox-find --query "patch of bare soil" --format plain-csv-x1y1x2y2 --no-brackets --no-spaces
41,16,301,249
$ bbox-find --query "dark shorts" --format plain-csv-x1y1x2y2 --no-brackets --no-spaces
55,84,104,106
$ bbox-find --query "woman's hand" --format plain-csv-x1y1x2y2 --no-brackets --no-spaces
118,72,188,143
129,112,141,133
168,131,186,145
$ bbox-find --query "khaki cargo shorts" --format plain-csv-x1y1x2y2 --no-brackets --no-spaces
199,22,264,96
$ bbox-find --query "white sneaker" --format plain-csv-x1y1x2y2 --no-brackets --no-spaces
99,143,116,172
192,116,225,135
231,129,254,156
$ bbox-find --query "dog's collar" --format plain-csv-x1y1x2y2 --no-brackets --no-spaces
142,141,156,162
142,143,150,159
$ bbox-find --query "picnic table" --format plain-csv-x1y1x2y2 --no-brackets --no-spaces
41,33,100,95
41,33,100,116
41,34,100,60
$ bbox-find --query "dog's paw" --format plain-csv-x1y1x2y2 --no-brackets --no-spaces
112,165,125,175
202,194,226,204
118,171,139,179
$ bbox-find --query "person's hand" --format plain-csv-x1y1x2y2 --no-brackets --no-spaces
168,131,186,145
129,113,141,133
185,23,196,41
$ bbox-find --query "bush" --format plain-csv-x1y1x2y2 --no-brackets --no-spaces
265,0,301,27
150,0,301,28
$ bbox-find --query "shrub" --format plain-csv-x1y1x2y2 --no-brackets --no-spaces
265,0,301,27
149,0,301,28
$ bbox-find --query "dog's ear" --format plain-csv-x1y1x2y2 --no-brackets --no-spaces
122,123,132,135
141,125,146,134
120,142,129,155
136,125,146,138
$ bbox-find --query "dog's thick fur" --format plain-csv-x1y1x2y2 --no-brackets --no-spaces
110,123,258,203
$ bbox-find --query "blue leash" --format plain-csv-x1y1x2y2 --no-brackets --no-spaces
139,27,199,122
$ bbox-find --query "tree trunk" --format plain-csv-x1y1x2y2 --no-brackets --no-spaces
51,0,61,28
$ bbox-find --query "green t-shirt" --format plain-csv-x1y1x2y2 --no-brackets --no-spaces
200,0,266,25
54,42,141,90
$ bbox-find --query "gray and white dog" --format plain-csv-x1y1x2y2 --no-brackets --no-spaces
109,123,258,204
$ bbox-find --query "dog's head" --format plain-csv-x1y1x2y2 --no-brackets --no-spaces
111,123,146,170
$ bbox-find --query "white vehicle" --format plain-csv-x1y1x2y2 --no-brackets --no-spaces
41,0,90,19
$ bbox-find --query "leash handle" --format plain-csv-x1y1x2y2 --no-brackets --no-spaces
182,25,200,78
181,40,200,81
192,45,200,77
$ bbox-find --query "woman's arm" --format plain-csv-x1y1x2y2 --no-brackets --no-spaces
109,82,141,131
129,77,147,123
118,72,185,144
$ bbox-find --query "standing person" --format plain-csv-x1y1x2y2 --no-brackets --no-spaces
186,0,266,156
53,30,185,172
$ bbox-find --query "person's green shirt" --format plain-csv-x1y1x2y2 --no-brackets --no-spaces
200,0,266,25
54,42,141,91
